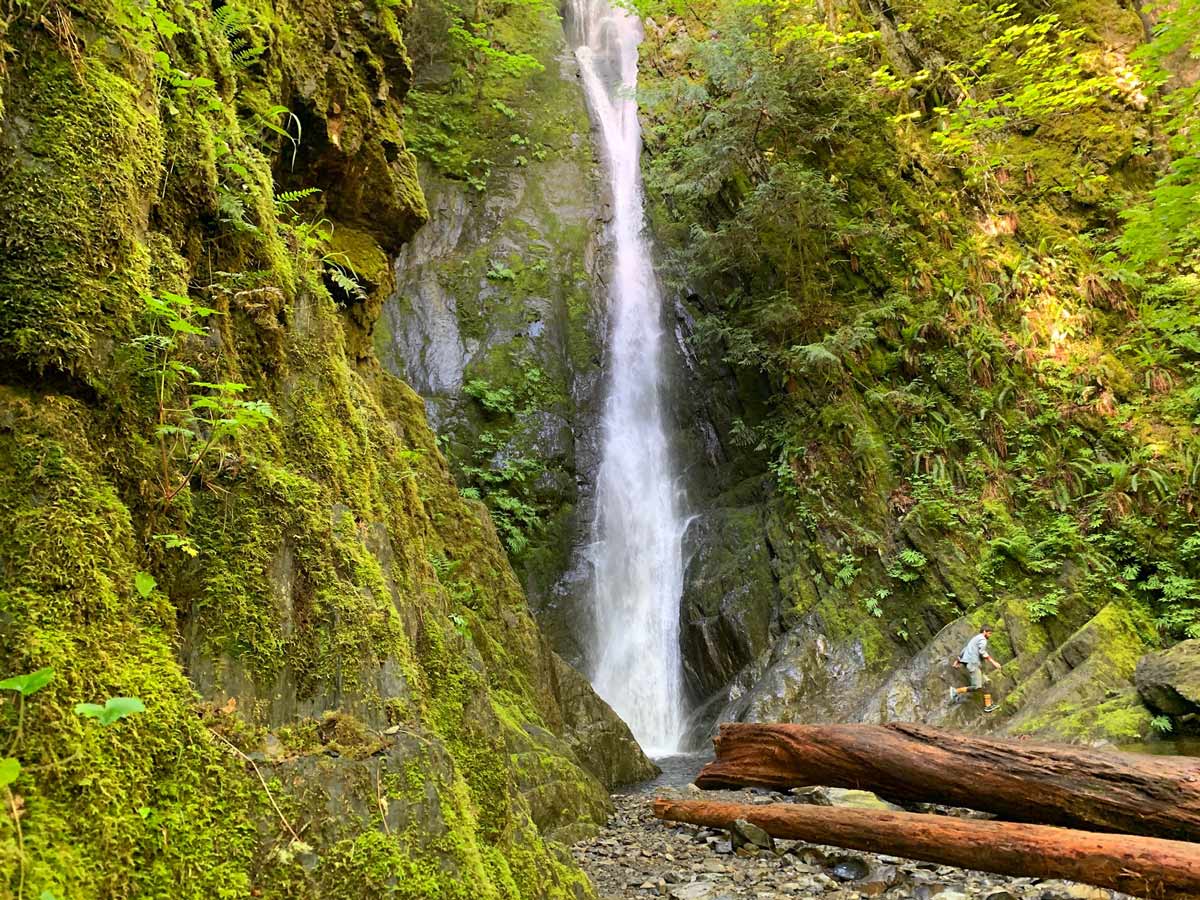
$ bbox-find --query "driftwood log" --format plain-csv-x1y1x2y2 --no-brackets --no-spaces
653,797,1200,900
696,722,1200,841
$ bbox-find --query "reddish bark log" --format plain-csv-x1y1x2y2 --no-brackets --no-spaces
695,722,1200,841
652,797,1200,900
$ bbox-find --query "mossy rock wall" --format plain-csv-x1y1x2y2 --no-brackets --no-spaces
0,0,646,896
639,0,1194,747
377,5,610,669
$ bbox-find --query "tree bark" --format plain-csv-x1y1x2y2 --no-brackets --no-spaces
653,798,1200,900
696,722,1200,841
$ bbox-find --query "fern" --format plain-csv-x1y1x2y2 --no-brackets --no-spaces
325,263,367,302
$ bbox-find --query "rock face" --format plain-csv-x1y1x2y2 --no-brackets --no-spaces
0,0,647,897
1136,640,1200,716
378,19,609,671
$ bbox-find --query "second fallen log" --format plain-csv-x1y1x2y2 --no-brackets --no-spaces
652,797,1200,900
695,722,1200,840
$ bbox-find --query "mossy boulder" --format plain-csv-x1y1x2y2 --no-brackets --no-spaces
1136,640,1200,717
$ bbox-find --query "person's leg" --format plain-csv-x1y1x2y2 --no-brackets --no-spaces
952,666,981,700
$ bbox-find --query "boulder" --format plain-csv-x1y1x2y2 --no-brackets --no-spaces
729,818,775,853
1136,640,1200,716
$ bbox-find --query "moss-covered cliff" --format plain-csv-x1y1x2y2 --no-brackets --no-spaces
363,0,1199,750
0,0,650,896
376,0,611,668
635,0,1199,744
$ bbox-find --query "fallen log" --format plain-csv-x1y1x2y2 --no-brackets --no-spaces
696,722,1200,840
653,797,1200,900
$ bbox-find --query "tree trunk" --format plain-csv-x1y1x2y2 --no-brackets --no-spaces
652,798,1200,900
696,722,1200,841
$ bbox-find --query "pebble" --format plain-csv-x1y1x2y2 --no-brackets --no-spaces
572,787,1130,898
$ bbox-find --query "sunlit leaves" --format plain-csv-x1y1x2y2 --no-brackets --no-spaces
0,667,54,697
75,697,147,726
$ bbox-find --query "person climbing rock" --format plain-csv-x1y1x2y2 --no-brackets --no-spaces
950,625,1003,712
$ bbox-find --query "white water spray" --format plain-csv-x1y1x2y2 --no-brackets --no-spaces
568,0,688,755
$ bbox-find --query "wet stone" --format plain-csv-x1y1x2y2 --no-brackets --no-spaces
730,818,776,853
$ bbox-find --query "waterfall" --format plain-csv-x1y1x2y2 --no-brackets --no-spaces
567,0,688,755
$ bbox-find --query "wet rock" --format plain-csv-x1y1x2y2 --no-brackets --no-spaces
730,818,775,853
790,786,833,806
913,885,948,900
828,855,871,881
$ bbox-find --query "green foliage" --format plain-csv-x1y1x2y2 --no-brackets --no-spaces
404,0,553,185
864,587,889,618
886,549,928,583
639,0,1199,644
0,668,54,697
0,758,19,788
1027,588,1063,622
1150,714,1174,735
134,292,275,502
927,7,1118,177
834,552,862,588
1119,1,1200,268
464,379,517,415
134,571,157,598
74,697,147,727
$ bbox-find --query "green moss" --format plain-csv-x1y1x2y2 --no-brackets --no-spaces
0,388,259,898
0,47,161,375
0,0,611,896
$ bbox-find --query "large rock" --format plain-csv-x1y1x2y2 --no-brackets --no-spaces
378,33,609,670
1136,640,1200,715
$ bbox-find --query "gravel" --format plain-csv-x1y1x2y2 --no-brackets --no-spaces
571,787,1136,900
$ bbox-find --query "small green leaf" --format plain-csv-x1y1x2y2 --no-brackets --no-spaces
76,696,147,726
0,666,55,697
138,806,153,819
134,571,157,598
39,891,60,900
0,757,20,787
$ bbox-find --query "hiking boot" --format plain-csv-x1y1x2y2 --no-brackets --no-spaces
948,687,960,704
983,704,999,713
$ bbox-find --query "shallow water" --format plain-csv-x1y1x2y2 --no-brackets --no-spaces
1118,736,1200,756
620,752,712,795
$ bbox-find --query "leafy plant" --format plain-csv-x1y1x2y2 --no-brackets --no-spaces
1,667,54,752
864,587,889,618
0,668,54,698
885,548,928,583
1027,588,1063,622
134,571,157,598
834,552,861,588
155,532,199,557
135,292,275,503
449,613,471,640
463,378,517,415
1150,714,1174,735
75,697,147,727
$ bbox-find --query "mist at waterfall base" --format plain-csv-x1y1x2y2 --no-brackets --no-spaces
567,0,689,757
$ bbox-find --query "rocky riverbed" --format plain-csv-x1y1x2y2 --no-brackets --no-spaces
572,786,1132,900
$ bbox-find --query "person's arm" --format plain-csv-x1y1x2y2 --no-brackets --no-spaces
985,651,1002,670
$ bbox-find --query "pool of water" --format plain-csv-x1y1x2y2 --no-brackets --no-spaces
1118,737,1200,756
619,752,713,795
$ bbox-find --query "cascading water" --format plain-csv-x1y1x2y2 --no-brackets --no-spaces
567,0,688,755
